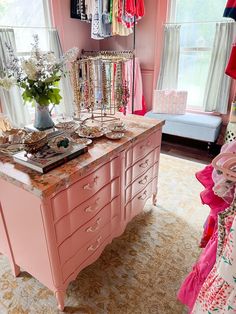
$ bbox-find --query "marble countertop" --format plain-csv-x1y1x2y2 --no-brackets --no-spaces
0,114,164,198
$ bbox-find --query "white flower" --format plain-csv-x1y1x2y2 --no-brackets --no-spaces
21,59,38,81
0,76,16,90
45,52,57,64
63,47,80,62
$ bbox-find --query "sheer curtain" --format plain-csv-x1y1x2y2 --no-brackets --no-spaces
0,28,31,127
156,24,181,90
48,29,74,117
203,22,236,114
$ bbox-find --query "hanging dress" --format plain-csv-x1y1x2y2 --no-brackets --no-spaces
224,0,236,21
192,203,236,313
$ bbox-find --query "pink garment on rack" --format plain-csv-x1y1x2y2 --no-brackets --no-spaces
212,140,236,204
196,165,229,248
178,165,229,313
124,58,143,113
178,232,218,313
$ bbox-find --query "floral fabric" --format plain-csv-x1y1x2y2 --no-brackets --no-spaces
192,202,236,313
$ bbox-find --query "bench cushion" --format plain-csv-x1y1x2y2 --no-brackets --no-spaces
145,112,222,142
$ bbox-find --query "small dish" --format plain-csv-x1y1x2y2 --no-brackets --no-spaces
78,131,104,139
23,131,48,155
78,125,104,139
109,121,126,132
55,121,79,133
71,137,93,146
48,136,71,154
105,132,125,140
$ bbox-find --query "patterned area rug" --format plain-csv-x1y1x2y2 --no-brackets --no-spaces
0,154,209,314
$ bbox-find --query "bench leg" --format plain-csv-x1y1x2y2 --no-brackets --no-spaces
207,142,212,155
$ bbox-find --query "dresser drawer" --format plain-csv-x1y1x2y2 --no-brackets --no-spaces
55,179,120,245
125,180,153,222
52,158,120,221
125,164,156,203
133,130,161,163
58,200,113,266
62,224,111,282
126,147,160,186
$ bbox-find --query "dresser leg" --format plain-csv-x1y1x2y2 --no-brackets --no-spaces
152,193,157,206
12,263,20,277
55,290,65,311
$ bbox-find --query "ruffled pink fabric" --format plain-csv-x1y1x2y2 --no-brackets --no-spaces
178,165,229,312
196,165,228,248
177,232,218,312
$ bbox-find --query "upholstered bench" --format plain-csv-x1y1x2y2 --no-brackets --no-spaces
145,112,222,143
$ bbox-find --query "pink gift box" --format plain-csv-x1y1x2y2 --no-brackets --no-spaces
153,90,188,114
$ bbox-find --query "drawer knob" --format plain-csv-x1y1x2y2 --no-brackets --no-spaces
86,218,102,232
138,190,148,201
84,198,100,213
87,236,102,251
139,175,148,185
139,160,149,169
83,176,98,190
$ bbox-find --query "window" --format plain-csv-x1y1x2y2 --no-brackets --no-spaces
0,0,54,123
169,0,227,110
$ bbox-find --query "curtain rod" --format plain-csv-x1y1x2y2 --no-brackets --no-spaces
164,20,234,25
0,25,56,30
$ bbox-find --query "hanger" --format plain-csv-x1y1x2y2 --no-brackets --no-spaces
212,152,236,182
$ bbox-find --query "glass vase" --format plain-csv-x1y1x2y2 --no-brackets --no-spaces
34,103,54,130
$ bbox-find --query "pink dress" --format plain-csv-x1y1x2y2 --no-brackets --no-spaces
192,204,236,313
177,165,229,312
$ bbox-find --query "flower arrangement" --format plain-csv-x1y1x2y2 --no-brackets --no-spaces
0,34,78,107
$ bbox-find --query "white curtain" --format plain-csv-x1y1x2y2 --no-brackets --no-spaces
0,28,31,127
48,29,74,117
203,22,236,114
157,24,181,90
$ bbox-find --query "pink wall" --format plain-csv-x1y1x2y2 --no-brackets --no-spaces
50,0,99,52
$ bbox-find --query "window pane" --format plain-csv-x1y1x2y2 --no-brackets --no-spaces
174,0,227,22
0,0,45,27
178,51,212,108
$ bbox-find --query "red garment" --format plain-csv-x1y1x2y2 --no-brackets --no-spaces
225,45,236,79
224,0,236,20
134,95,147,116
125,0,145,19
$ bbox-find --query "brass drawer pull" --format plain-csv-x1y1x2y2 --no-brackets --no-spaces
87,236,102,251
83,176,98,190
86,218,102,232
138,190,147,200
139,175,148,185
139,160,149,168
84,198,100,213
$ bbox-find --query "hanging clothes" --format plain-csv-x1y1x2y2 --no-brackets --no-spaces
91,0,112,39
225,45,236,80
192,203,236,314
224,0,236,21
178,140,236,313
124,58,143,113
112,0,133,36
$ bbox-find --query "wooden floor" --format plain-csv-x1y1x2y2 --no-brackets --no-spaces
161,134,221,164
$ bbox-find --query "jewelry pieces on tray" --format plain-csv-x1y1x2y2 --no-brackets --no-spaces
78,125,104,139
23,131,48,156
108,121,127,132
48,136,71,154
55,121,79,134
105,132,125,140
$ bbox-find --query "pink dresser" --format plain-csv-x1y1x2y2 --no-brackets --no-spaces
0,114,164,310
